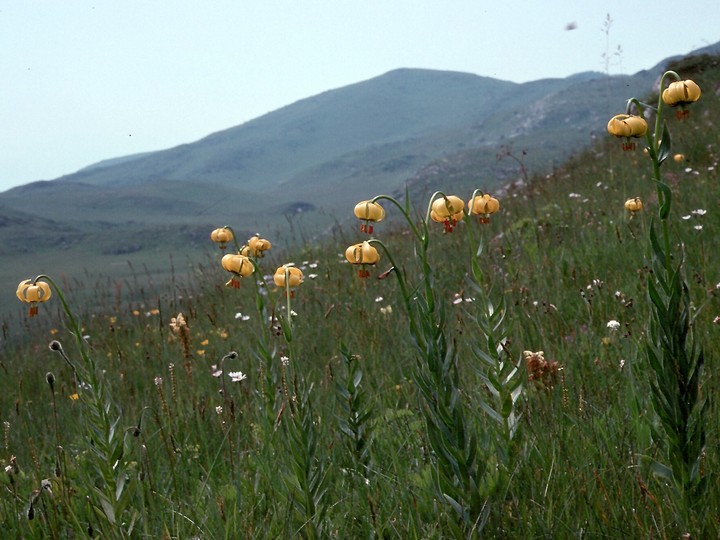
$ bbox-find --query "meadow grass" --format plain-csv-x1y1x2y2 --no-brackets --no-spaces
1,55,719,538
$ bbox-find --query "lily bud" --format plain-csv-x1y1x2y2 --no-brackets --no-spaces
274,265,304,288
662,79,701,107
210,227,233,249
607,114,648,138
431,195,465,232
624,197,643,213
468,193,500,223
16,279,52,317
345,241,380,277
221,254,254,288
244,235,272,257
354,200,385,234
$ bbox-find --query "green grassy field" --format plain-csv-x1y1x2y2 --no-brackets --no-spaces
1,55,718,537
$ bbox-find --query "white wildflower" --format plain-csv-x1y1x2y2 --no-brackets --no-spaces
228,371,247,383
607,320,621,332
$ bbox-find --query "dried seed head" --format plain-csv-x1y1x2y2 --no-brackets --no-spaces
49,340,62,352
46,372,55,392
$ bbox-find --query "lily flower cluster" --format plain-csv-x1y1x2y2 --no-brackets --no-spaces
210,225,305,300
431,192,501,231
346,190,500,279
241,235,272,258
607,74,701,212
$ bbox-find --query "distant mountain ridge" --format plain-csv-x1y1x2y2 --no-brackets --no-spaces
2,42,719,243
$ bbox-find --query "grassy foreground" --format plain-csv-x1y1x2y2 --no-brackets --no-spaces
1,55,719,538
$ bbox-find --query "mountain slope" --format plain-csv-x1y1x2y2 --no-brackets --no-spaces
2,43,718,240
0,67,658,226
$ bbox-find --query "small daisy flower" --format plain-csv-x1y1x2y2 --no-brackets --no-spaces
228,371,247,383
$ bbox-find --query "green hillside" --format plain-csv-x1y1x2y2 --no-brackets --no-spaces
0,53,718,536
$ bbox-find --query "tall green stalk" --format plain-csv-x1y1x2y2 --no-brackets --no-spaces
614,71,707,529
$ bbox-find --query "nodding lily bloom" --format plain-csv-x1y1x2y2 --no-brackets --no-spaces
431,195,465,232
210,227,234,249
468,193,500,223
221,254,254,288
16,279,52,317
663,80,701,120
274,265,304,294
607,114,648,151
241,235,272,257
354,200,385,234
345,241,380,278
625,197,643,213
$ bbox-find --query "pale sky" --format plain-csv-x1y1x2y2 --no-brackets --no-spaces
2,1,718,193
